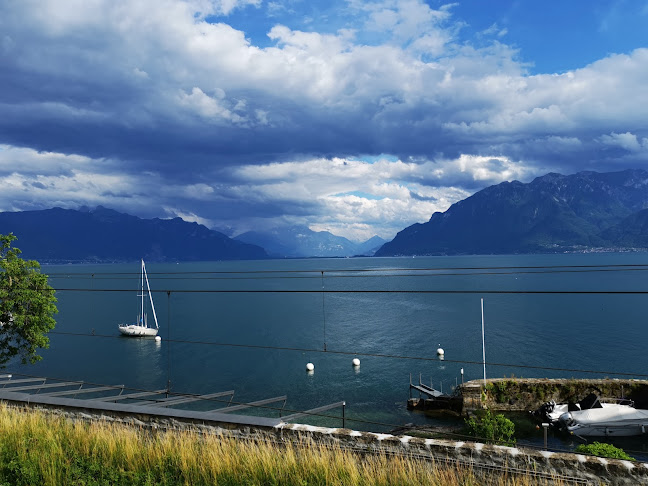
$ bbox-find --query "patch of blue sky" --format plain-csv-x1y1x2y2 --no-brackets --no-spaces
210,0,355,49
349,154,400,164
333,191,385,200
447,0,648,74
209,1,647,70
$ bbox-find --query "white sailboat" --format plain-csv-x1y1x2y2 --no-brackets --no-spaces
118,259,159,337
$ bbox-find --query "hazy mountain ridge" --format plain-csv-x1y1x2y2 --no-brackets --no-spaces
0,206,267,262
235,226,386,258
376,169,648,256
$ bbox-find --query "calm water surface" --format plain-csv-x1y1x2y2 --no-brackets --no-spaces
13,253,648,455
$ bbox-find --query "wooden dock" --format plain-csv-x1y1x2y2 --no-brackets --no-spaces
408,374,463,414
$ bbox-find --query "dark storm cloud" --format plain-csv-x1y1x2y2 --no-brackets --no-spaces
1,0,647,240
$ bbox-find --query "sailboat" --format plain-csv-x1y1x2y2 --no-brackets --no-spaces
118,259,159,337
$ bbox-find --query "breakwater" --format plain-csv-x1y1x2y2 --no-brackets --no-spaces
460,378,648,414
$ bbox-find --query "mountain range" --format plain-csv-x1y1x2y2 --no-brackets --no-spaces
235,226,386,258
376,169,648,256
0,206,267,262
3,169,648,262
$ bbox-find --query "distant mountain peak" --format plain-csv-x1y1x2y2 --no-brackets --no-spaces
235,225,384,258
0,207,267,262
376,169,648,256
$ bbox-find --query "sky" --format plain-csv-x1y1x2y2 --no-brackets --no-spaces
1,0,647,242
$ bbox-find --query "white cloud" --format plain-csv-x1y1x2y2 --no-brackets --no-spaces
351,0,453,54
599,132,646,152
0,141,543,241
1,0,648,241
7,0,644,164
177,87,247,124
480,23,507,38
443,49,648,138
0,145,94,175
227,153,537,239
162,207,214,226
212,0,262,16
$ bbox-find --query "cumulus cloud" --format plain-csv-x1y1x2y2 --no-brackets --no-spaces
177,87,247,124
223,153,541,239
2,145,535,240
3,0,646,169
350,0,454,55
0,0,646,240
599,132,647,153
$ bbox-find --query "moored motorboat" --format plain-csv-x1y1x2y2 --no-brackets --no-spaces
559,404,648,437
532,393,648,437
532,393,624,424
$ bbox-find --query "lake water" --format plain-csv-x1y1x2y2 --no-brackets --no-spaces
11,253,648,455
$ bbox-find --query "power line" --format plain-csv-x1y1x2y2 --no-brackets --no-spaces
44,266,648,280
45,288,648,294
42,262,648,276
46,330,648,378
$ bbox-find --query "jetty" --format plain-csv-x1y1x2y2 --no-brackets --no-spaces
0,373,347,427
407,374,462,413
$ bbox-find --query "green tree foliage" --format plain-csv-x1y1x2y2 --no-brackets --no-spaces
465,410,516,446
0,234,57,367
574,442,635,461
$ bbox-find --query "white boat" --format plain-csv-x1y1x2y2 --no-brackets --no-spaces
533,393,622,424
559,404,648,437
118,259,159,337
533,393,648,437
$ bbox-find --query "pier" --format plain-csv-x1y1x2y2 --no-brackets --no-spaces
407,374,462,413
0,374,347,428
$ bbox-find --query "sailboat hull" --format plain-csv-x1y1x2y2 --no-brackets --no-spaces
118,324,158,337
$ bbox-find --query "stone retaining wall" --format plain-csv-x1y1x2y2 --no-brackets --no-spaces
3,398,648,485
461,378,648,414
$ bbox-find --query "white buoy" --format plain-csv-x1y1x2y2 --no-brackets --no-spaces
436,345,444,356
306,362,314,371
352,358,360,367
155,336,162,342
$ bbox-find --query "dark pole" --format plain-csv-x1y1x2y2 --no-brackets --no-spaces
166,290,171,398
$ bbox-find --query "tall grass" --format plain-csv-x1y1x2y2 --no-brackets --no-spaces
0,404,563,485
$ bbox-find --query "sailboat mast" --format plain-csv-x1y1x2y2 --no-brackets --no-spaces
143,261,159,330
140,259,145,324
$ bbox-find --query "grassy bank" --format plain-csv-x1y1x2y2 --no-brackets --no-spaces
0,404,565,485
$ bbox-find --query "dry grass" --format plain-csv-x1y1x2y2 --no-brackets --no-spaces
0,404,566,485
